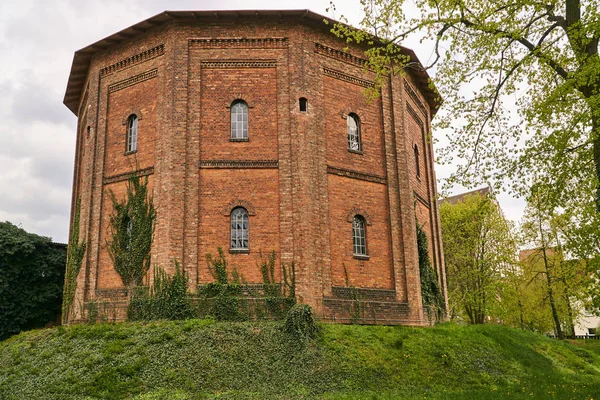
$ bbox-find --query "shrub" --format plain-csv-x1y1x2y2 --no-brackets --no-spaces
283,304,319,344
128,261,194,321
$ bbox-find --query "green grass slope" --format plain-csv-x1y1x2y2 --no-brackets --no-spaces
1,320,599,399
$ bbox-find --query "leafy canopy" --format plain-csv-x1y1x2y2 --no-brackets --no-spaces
0,222,66,340
330,0,600,212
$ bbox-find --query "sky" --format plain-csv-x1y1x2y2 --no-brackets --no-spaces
0,0,525,243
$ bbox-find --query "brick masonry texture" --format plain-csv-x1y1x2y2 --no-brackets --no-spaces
65,12,447,325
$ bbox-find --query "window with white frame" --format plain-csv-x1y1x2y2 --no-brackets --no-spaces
347,113,361,152
230,207,249,250
126,114,138,153
230,100,248,140
352,215,367,256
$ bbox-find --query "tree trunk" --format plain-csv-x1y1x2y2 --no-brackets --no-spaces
593,115,600,212
542,247,564,339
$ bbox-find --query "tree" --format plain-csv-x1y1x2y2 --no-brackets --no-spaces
107,173,156,297
519,186,591,338
330,0,600,211
440,191,516,324
0,222,67,340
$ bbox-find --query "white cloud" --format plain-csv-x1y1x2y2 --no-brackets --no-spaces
0,0,524,242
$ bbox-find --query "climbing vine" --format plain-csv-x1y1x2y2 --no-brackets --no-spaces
416,222,444,321
62,199,86,323
107,172,156,297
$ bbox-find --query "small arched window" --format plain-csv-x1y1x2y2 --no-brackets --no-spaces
299,97,308,112
347,113,361,152
230,100,248,140
414,144,421,178
126,114,138,153
352,215,367,256
230,207,249,250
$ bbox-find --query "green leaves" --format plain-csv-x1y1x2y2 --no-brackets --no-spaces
62,199,86,323
107,172,156,290
0,222,66,340
440,191,517,324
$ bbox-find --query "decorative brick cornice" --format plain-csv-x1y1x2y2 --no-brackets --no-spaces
404,80,428,116
332,286,396,301
190,38,288,48
327,165,386,185
108,69,158,93
100,44,165,77
323,67,374,88
221,199,256,216
201,60,276,69
414,191,431,208
95,288,128,298
346,206,373,226
406,103,424,128
200,160,279,169
103,167,154,185
314,43,369,69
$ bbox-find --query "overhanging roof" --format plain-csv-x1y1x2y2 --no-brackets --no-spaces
63,9,441,116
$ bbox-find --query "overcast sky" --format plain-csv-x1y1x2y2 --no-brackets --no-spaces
0,0,524,243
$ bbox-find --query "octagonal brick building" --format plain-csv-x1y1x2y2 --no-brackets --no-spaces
63,9,447,324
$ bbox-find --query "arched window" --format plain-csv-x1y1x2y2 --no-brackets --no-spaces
230,207,249,250
299,97,308,112
126,114,138,153
414,144,421,178
352,215,367,256
230,100,248,140
347,113,361,152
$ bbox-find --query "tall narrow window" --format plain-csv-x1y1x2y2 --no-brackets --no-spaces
126,114,138,153
414,144,421,178
299,97,308,112
352,215,367,256
122,216,133,251
230,207,249,250
347,113,361,152
230,100,248,140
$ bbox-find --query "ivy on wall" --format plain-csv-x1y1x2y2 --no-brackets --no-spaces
107,173,156,297
416,222,445,321
62,199,86,323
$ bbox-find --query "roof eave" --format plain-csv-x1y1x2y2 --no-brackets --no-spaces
63,9,441,116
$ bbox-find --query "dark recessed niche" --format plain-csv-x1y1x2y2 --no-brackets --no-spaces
299,97,308,112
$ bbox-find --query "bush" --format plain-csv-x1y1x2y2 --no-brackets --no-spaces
128,261,194,321
0,222,66,340
283,304,319,344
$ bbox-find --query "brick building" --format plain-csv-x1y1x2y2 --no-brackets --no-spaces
63,9,447,325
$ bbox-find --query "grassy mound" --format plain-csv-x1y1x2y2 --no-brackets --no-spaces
1,320,599,399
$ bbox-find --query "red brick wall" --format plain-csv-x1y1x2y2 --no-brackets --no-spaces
105,79,158,178
197,169,280,284
323,76,386,178
327,175,393,289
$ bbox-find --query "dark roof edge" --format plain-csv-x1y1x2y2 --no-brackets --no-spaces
63,9,440,116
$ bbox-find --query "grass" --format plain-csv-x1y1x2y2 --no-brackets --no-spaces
1,320,599,399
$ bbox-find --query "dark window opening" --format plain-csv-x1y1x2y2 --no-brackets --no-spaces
414,144,421,178
299,97,308,112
